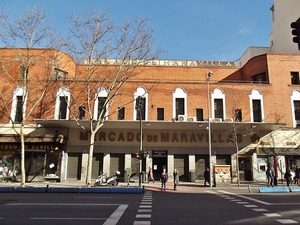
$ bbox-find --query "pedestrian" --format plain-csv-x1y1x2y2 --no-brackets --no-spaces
296,166,300,185
266,166,275,187
204,167,210,186
290,168,296,184
148,167,154,183
161,168,168,191
173,169,179,191
284,168,292,186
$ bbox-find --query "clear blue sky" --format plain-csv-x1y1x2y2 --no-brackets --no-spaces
0,0,273,61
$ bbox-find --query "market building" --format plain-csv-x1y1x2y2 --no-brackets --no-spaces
0,0,300,184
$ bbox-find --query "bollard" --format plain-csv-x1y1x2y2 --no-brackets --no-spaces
248,184,252,193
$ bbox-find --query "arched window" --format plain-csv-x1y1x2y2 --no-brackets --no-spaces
249,89,264,122
173,87,187,121
10,86,27,123
291,90,300,127
54,87,70,120
211,88,225,121
94,87,109,120
134,87,148,120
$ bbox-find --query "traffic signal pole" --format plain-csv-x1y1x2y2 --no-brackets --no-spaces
139,108,143,188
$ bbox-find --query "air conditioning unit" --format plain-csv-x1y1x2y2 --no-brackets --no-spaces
187,117,196,122
178,115,187,122
212,118,222,122
224,118,233,122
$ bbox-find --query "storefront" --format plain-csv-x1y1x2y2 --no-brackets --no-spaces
0,133,65,182
35,120,282,183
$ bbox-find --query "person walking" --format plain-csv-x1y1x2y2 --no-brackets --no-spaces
204,167,210,187
296,166,300,185
266,166,275,187
148,167,154,183
173,169,179,191
161,169,168,191
284,168,292,186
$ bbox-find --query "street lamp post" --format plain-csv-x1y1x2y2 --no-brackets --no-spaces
136,96,143,188
207,71,213,188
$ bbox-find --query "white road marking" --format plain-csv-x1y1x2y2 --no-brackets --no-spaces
138,209,152,213
244,204,258,208
133,221,151,225
252,208,269,212
139,205,152,208
103,204,128,225
276,219,298,224
263,213,282,217
218,190,271,205
136,214,151,218
31,217,106,220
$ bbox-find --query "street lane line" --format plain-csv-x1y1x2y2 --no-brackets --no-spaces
6,203,120,206
263,213,282,217
103,204,128,225
31,217,106,220
276,219,298,224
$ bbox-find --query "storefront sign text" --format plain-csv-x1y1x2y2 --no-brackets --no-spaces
79,131,243,144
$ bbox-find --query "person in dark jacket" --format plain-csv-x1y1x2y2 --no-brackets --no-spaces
204,167,210,186
284,168,292,186
161,169,168,191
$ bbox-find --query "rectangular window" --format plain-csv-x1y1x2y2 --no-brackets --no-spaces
234,109,242,122
79,106,85,120
196,108,204,121
294,100,300,127
15,96,23,123
291,72,300,85
59,96,68,119
19,66,28,79
214,99,224,120
157,108,164,120
175,98,184,120
136,97,146,120
54,68,67,80
252,100,262,122
97,97,107,120
118,107,125,120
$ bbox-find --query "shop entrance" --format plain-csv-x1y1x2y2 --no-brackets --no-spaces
152,150,167,181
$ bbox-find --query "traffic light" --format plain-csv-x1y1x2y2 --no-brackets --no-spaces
291,18,300,50
135,96,143,110
135,152,141,160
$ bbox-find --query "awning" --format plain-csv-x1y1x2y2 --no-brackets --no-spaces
256,129,300,155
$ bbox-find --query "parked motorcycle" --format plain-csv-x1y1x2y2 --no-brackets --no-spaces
94,171,120,187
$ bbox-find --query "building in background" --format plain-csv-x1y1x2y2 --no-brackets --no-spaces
0,0,299,184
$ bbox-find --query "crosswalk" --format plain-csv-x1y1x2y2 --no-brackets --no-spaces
217,190,298,224
133,191,152,225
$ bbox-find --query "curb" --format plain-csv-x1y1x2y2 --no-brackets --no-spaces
0,186,144,194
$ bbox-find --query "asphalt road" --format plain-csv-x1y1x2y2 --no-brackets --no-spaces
0,190,299,225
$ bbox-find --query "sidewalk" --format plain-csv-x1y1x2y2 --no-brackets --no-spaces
0,180,273,194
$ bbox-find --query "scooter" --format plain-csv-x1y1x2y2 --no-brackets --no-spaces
94,171,120,187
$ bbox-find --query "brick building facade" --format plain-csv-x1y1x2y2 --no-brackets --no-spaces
0,47,299,184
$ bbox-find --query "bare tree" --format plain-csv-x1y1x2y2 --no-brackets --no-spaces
225,88,256,186
63,10,157,186
0,8,58,187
